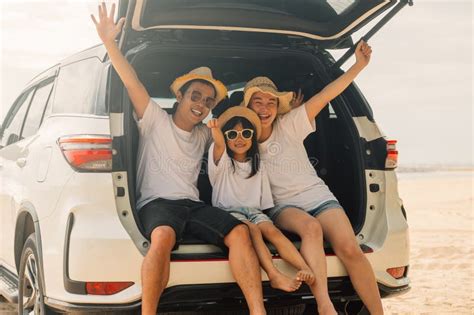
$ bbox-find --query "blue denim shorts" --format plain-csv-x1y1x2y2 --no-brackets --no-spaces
228,207,272,225
266,200,343,222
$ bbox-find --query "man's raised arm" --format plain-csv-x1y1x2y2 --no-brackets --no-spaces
91,2,150,119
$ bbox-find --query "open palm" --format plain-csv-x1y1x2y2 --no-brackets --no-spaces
91,3,125,44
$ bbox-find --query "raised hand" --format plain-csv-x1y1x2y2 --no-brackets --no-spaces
206,118,219,130
207,118,225,143
355,40,372,68
90,2,125,45
290,89,304,109
303,40,373,121
207,119,226,163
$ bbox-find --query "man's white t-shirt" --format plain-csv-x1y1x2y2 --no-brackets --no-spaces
135,99,211,210
208,144,274,210
259,105,338,211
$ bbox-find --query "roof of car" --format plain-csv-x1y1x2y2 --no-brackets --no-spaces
26,44,107,88
59,43,107,66
27,44,107,87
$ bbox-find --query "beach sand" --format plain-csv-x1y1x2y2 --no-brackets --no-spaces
1,171,473,314
382,171,473,314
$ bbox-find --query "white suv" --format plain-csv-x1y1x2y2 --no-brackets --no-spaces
0,1,411,314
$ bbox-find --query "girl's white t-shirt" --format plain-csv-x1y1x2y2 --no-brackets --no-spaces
134,99,211,210
208,144,274,210
259,105,338,211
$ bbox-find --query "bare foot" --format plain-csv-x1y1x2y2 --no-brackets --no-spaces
269,271,302,292
296,269,315,285
317,302,338,315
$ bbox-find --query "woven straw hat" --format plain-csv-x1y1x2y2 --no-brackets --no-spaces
217,106,262,140
242,77,293,114
170,67,228,104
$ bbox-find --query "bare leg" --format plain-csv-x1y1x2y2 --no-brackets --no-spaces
274,208,336,315
224,224,267,315
316,208,384,315
243,221,302,292
257,222,314,285
141,226,176,315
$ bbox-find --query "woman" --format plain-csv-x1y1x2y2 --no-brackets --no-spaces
243,41,384,315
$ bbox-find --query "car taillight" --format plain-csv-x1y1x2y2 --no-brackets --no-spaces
385,139,398,169
387,266,406,279
86,281,134,295
58,135,112,172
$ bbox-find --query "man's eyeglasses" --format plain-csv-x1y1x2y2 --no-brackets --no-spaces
224,129,254,141
189,90,216,108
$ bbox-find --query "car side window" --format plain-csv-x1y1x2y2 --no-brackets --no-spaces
21,79,55,139
0,89,34,147
52,57,103,115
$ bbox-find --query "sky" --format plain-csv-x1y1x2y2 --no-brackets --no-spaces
0,0,472,167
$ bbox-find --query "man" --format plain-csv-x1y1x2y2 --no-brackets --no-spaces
91,3,266,315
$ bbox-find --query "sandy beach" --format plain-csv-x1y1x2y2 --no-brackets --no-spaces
382,170,473,314
1,170,473,314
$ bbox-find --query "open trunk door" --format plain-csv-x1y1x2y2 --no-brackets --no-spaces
117,0,412,53
109,0,413,253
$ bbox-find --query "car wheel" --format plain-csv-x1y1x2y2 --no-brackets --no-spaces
17,234,54,315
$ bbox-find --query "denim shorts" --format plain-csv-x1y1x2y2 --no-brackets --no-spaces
227,207,272,225
266,200,343,222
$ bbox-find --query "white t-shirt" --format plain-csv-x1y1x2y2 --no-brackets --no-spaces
135,99,211,210
208,144,274,210
259,105,338,211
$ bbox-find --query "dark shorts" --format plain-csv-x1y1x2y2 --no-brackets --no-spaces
138,198,243,251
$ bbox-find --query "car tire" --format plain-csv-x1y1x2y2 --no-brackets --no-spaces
17,234,56,315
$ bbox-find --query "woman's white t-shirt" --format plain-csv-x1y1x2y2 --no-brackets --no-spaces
259,105,338,211
134,99,211,210
208,144,274,210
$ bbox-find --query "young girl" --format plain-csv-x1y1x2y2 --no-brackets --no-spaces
207,106,315,292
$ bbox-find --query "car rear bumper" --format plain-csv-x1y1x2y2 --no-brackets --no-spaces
45,277,410,313
379,282,411,298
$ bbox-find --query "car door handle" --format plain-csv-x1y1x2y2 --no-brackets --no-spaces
16,158,27,168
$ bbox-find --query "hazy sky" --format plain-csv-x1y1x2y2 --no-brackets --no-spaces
0,0,472,166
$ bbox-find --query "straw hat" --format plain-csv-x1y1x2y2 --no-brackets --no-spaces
242,77,293,114
170,67,228,104
217,106,262,141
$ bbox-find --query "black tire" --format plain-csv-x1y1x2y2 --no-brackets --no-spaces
17,234,56,315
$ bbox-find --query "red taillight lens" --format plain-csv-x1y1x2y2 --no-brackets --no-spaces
387,266,406,279
385,139,398,169
58,135,112,172
86,282,134,295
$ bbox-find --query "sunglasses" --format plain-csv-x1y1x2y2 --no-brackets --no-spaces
224,129,254,140
189,90,216,108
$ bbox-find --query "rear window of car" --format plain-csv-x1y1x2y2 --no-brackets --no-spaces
327,0,357,14
52,57,105,115
146,0,357,21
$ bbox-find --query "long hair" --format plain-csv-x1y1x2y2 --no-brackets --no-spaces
221,116,260,178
